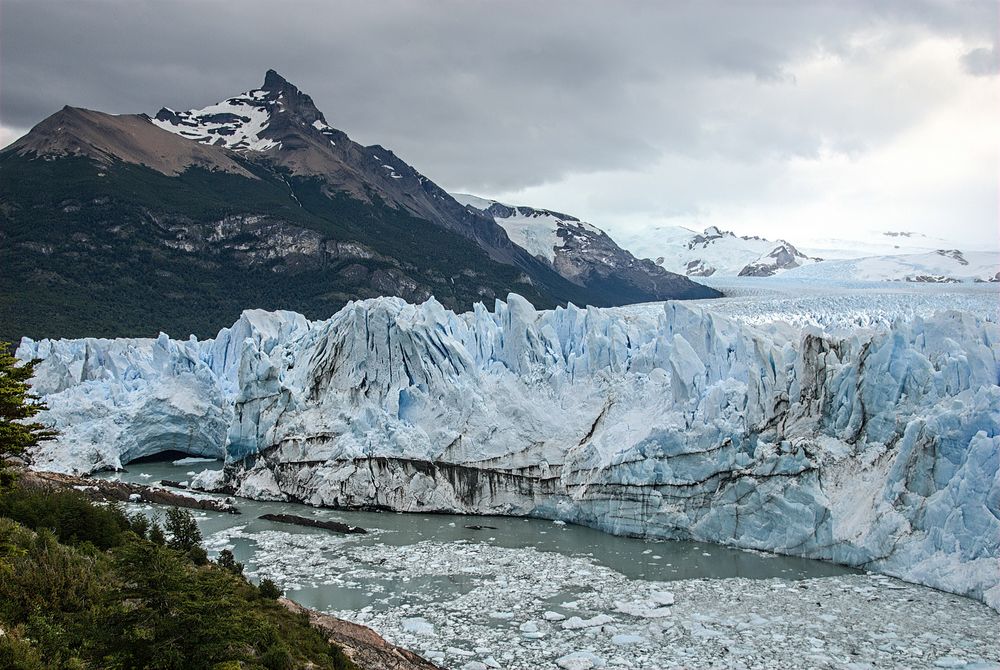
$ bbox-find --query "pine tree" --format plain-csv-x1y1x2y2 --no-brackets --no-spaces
0,346,56,491
217,548,244,576
164,507,202,552
148,522,166,546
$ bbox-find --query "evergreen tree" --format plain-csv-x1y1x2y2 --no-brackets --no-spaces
164,508,202,552
258,578,282,600
128,512,150,539
148,522,166,546
217,548,244,576
0,346,56,491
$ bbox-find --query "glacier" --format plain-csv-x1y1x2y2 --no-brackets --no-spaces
16,288,1000,610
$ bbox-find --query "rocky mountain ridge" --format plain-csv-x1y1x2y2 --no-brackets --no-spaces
0,70,716,343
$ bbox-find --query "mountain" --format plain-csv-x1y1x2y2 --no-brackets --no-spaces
453,194,715,302
618,224,821,277
780,249,1000,283
793,230,983,260
616,224,998,281
0,70,716,344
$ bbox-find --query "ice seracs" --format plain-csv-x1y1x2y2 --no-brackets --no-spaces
18,287,1000,611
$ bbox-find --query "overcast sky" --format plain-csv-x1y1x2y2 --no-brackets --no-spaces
2,0,997,249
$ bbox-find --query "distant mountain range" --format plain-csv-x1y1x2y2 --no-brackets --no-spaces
458,196,998,284
0,70,716,343
452,194,708,300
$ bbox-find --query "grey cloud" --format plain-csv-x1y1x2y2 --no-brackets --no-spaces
1,0,995,194
961,46,999,76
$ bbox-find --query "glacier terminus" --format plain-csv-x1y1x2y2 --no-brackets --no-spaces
17,280,1000,613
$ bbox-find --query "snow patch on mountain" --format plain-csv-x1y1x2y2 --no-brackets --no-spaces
453,193,714,300
454,193,580,263
18,284,1000,610
153,95,280,152
623,225,821,278
151,70,337,154
781,250,1000,283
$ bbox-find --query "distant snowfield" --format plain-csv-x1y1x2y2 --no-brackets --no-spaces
18,278,1000,620
778,250,1000,283
585,215,998,281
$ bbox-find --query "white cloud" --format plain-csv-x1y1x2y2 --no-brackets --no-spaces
483,34,999,252
0,126,27,150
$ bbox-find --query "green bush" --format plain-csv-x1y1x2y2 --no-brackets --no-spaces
128,511,150,539
261,644,294,670
0,486,130,549
149,521,166,545
258,578,283,600
0,494,356,669
217,548,244,576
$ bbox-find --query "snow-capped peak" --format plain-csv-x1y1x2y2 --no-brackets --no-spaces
152,69,337,152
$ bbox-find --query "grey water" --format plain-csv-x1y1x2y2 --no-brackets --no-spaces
101,457,855,614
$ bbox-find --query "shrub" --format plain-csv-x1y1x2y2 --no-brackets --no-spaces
0,499,355,668
148,521,166,545
0,486,129,549
258,578,282,600
260,644,294,670
128,511,150,539
217,548,244,576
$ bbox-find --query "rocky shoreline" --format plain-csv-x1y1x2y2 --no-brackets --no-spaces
19,468,240,513
281,599,440,670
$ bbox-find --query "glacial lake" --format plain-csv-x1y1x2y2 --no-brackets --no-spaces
96,458,1000,670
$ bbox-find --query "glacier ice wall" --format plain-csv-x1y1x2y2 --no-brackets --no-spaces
17,295,1000,609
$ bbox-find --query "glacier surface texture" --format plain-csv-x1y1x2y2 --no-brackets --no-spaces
18,290,1000,609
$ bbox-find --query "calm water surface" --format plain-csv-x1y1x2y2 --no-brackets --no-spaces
101,457,855,613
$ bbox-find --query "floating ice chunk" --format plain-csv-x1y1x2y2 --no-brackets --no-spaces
561,614,614,629
189,468,225,491
611,634,647,646
401,617,435,636
556,651,607,669
650,590,675,606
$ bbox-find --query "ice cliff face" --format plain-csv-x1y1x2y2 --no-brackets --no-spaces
18,295,1000,609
